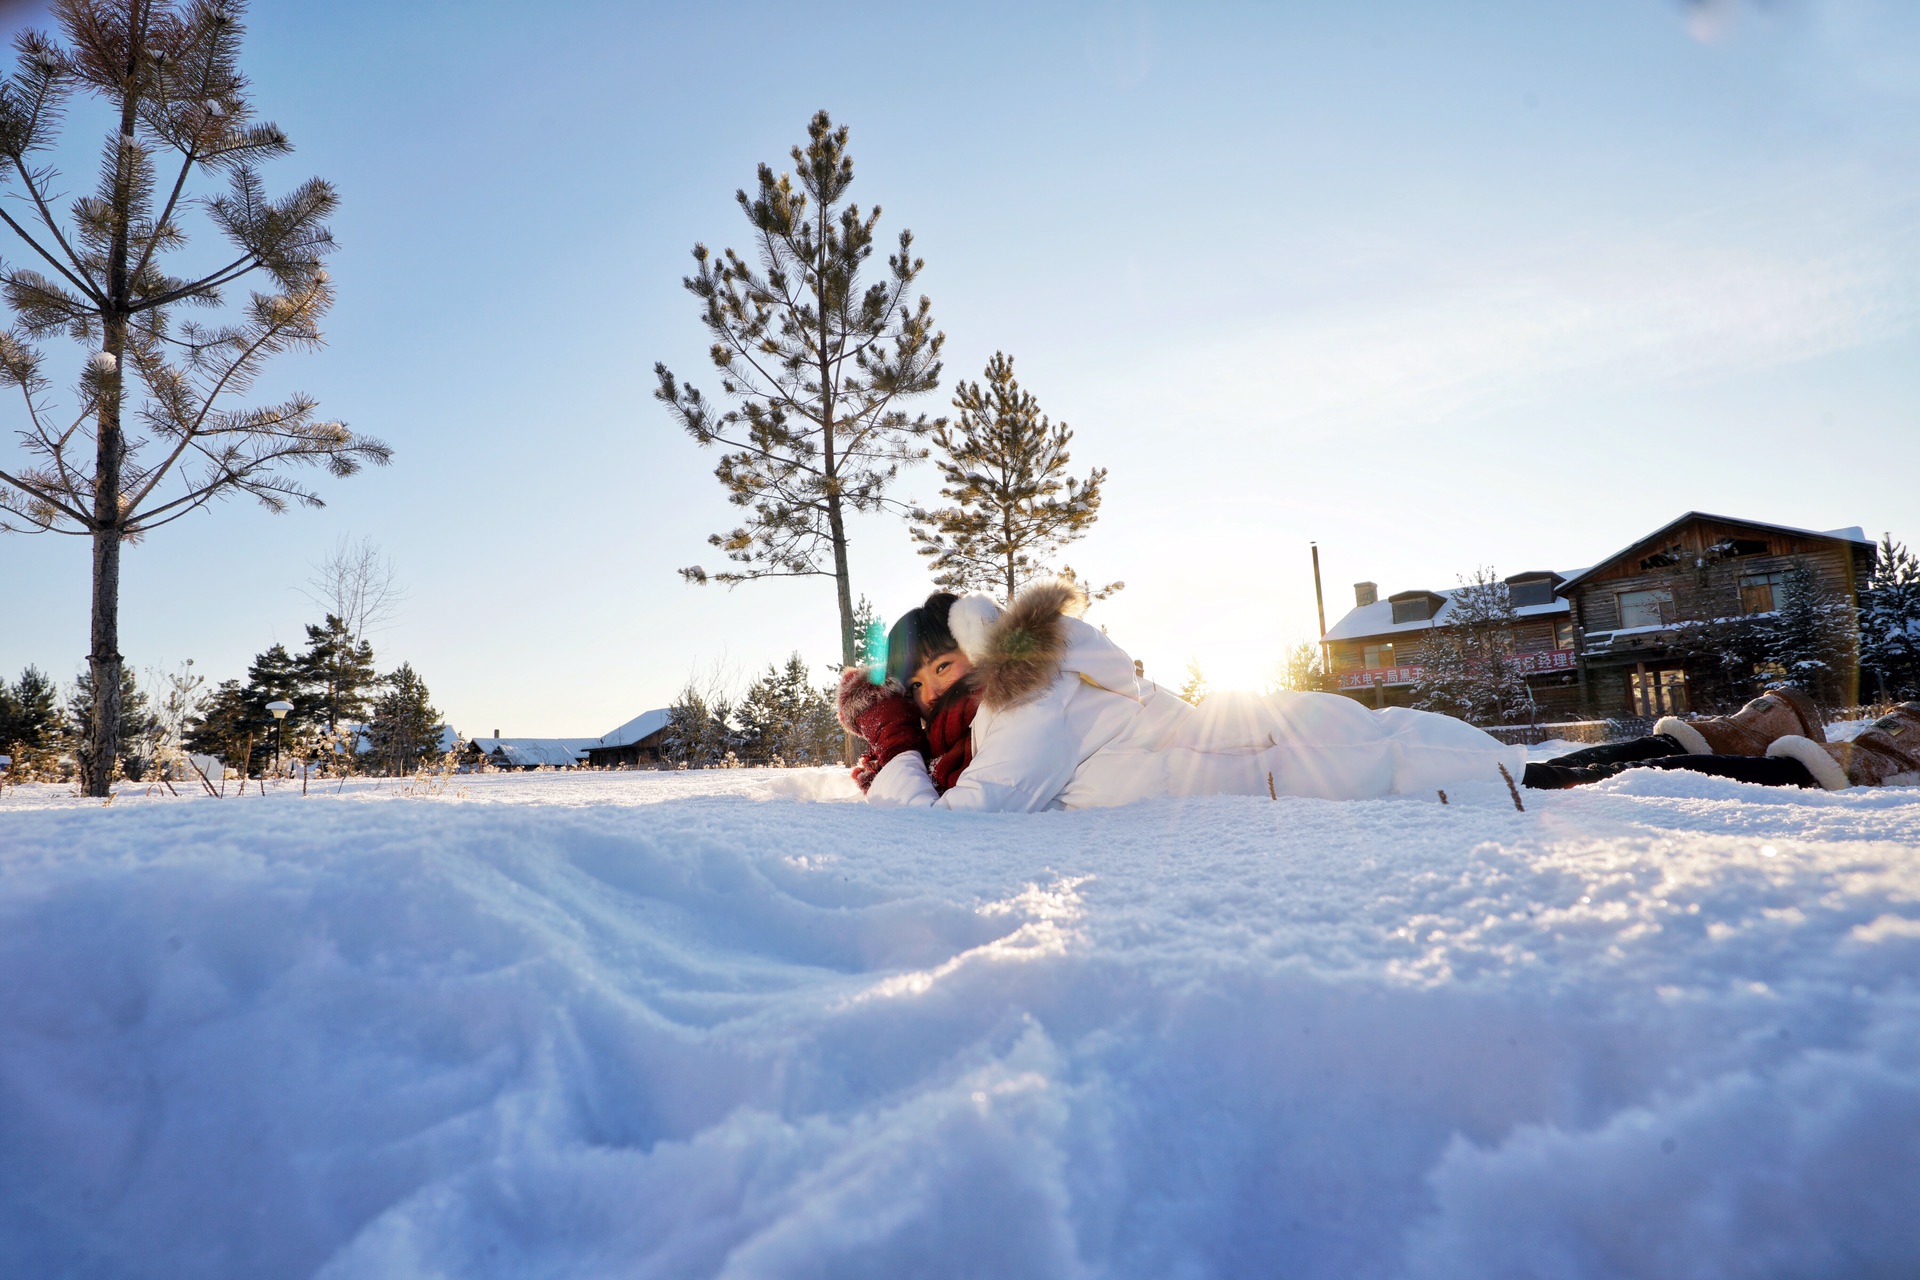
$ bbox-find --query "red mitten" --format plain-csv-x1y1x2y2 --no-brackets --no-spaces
836,667,928,792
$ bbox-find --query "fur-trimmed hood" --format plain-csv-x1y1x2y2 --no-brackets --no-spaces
951,579,1137,711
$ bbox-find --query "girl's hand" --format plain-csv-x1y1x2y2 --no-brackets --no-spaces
837,667,930,792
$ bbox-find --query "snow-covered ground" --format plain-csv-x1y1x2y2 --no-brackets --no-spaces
3,757,1918,1279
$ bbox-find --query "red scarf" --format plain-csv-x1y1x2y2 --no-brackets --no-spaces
925,682,981,794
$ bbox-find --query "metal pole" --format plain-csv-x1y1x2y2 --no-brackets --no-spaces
1311,541,1329,674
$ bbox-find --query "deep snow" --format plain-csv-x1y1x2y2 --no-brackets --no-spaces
2,760,1918,1279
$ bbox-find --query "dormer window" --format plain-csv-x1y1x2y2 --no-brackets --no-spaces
1388,592,1444,624
1509,579,1555,607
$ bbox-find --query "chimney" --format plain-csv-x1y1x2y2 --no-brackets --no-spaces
493,729,500,739
1354,582,1378,607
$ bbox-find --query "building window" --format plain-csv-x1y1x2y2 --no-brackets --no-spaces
1617,588,1674,629
1554,618,1574,650
1363,643,1395,670
1510,580,1555,607
1740,572,1784,615
1390,599,1428,624
1631,668,1690,717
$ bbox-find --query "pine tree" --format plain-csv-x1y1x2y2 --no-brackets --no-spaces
364,663,441,775
1178,658,1209,706
296,613,376,732
737,653,841,765
244,641,308,767
68,664,153,784
656,110,945,667
910,352,1111,603
1410,569,1535,726
1860,534,1920,702
0,664,63,750
1276,641,1329,693
851,594,883,671
664,680,733,768
184,678,249,772
0,0,390,795
1765,560,1856,708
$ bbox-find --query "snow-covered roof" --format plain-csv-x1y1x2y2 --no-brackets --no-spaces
345,724,462,755
1323,589,1568,643
592,708,671,749
1557,513,1873,591
475,738,598,768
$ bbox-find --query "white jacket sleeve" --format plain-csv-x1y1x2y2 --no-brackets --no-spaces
864,677,1082,812
865,750,940,806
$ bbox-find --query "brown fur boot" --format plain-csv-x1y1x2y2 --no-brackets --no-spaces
1766,704,1920,789
1655,687,1824,756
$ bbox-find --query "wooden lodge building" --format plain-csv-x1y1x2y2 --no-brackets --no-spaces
1323,573,1581,717
1558,513,1872,718
1322,512,1874,723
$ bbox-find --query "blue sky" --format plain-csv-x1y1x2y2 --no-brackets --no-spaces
2,0,1916,732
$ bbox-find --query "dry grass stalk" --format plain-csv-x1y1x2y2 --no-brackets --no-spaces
1497,762,1525,812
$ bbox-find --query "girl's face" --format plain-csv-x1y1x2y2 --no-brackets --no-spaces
909,649,973,716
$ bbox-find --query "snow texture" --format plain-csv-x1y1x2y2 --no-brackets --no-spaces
2,756,1917,1278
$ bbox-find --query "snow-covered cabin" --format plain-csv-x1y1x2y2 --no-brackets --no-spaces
1556,512,1873,718
1323,511,1876,722
1322,574,1576,715
468,736,599,770
580,708,672,769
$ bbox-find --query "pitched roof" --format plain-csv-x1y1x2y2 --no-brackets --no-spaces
346,724,462,755
1322,589,1568,642
1556,513,1872,590
592,708,671,749
474,737,598,768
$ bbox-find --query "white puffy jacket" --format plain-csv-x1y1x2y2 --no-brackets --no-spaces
867,581,1523,811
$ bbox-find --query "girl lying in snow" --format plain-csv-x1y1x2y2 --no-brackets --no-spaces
835,579,1522,811
1522,688,1920,791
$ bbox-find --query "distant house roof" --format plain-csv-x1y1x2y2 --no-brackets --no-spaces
593,708,670,749
473,737,598,768
1323,587,1569,643
347,724,462,755
1557,513,1872,591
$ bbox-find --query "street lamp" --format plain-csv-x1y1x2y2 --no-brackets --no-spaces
266,701,294,777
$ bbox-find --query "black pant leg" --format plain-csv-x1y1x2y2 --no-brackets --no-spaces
1546,735,1687,769
1524,751,1821,791
1634,754,1821,788
1523,760,1627,789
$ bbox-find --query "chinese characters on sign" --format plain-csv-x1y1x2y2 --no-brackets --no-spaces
1509,649,1577,674
1336,649,1575,690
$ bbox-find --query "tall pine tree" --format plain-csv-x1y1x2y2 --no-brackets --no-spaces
1860,534,1920,702
296,613,375,732
656,111,945,666
910,351,1110,603
0,0,389,795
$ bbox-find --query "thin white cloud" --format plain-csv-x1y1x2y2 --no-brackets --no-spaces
1121,203,1920,437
